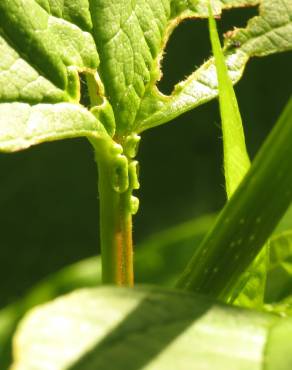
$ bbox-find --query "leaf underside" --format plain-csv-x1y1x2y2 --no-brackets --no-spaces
10,287,292,370
0,0,291,152
2,213,292,367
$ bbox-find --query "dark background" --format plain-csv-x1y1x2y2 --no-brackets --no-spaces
0,7,291,307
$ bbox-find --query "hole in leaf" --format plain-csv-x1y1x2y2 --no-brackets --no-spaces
79,72,104,108
220,6,258,34
79,72,91,108
157,5,258,96
158,19,210,95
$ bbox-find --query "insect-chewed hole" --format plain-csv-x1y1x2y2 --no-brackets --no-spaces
158,18,210,96
220,6,258,34
79,72,104,108
158,5,258,96
79,72,91,108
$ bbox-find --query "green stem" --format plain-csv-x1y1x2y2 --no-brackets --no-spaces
96,148,134,286
86,73,139,286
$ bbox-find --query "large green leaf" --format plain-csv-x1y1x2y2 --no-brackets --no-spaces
0,257,102,369
1,0,291,148
0,36,68,104
34,0,93,31
10,287,292,370
228,0,292,57
2,214,292,367
0,103,109,152
67,0,255,135
0,0,117,155
0,0,98,95
0,213,214,368
136,0,292,132
177,97,292,299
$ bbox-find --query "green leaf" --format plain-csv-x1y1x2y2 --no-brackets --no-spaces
3,213,292,367
34,0,93,31
13,288,292,370
135,0,292,132
227,0,292,57
208,4,267,308
0,0,99,94
135,45,249,132
177,97,292,299
88,0,224,135
0,213,214,367
1,1,291,147
0,257,102,368
264,317,292,370
0,103,109,152
3,214,292,367
0,36,69,104
0,0,112,152
208,4,250,197
10,287,292,370
0,0,113,154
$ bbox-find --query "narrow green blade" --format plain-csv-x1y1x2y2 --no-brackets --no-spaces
177,97,292,300
208,4,250,197
208,3,268,308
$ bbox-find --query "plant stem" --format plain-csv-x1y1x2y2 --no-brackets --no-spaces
86,74,138,286
97,154,134,286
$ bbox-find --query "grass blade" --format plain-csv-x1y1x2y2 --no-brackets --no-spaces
208,3,268,307
177,97,292,300
208,4,250,197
